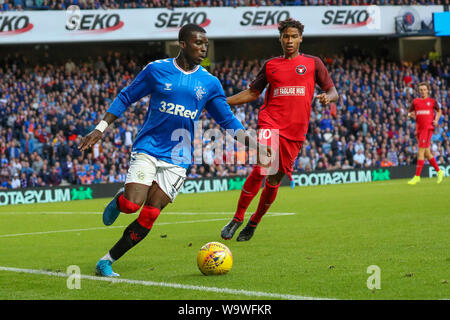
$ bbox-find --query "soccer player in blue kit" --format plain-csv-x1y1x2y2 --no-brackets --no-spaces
79,24,268,277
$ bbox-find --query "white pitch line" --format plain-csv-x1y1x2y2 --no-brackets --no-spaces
0,211,296,216
0,266,333,300
0,213,295,238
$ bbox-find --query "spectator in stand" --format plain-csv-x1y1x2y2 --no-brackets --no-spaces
19,172,28,188
0,0,448,10
11,173,21,189
1,178,12,189
353,148,365,168
380,156,394,167
188,167,200,179
297,148,311,172
29,172,40,187
49,167,62,185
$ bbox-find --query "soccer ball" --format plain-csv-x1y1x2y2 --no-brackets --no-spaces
197,242,233,276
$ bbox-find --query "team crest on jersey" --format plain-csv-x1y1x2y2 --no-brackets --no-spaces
195,85,207,101
296,65,307,75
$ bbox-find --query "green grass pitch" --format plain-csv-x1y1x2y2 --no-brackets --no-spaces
0,178,449,300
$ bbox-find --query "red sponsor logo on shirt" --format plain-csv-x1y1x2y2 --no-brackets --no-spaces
273,86,305,97
416,110,430,115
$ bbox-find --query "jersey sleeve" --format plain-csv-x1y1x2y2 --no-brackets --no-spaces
107,63,155,117
314,56,334,91
249,62,268,92
205,78,245,132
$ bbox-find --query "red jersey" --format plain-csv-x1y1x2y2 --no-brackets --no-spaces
411,97,439,131
249,54,334,141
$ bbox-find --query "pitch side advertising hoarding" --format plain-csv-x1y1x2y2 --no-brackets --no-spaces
2,164,448,206
0,6,443,44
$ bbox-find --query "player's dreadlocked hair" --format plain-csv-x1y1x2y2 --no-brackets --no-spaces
278,18,304,36
178,24,206,42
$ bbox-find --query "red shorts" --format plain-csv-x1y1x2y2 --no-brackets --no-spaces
257,128,303,180
416,129,433,148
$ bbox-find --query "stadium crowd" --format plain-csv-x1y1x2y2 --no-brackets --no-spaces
0,47,449,189
1,0,448,11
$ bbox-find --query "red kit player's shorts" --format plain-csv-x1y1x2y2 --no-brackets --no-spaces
416,129,433,148
257,128,303,180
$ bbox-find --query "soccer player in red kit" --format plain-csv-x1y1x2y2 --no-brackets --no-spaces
407,82,444,185
221,19,338,241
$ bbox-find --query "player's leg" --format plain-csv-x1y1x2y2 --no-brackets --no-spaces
408,134,426,185
96,183,151,277
96,154,157,277
222,129,277,240
103,153,156,226
236,137,302,241
407,150,424,185
424,148,444,183
236,171,284,242
102,183,147,226
409,130,432,185
106,183,170,265
221,165,265,240
133,181,172,236
126,162,185,245
234,165,266,221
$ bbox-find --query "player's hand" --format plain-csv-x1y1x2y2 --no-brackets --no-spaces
257,143,273,168
78,130,103,152
316,93,330,105
407,112,415,118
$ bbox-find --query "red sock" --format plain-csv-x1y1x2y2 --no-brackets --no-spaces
137,206,161,230
233,166,265,222
428,157,440,172
415,159,425,176
250,180,280,225
118,194,141,214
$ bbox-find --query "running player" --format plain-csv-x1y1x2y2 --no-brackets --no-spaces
79,24,267,277
221,19,338,241
407,82,444,185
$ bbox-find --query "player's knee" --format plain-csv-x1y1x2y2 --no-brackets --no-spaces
266,172,284,186
137,206,161,229
118,194,142,214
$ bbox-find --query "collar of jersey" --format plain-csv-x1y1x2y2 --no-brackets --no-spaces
172,58,200,75
281,52,302,60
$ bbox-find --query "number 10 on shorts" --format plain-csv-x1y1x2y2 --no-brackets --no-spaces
257,129,279,176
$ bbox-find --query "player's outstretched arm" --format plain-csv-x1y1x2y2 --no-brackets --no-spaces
206,82,272,166
79,63,154,152
78,112,118,152
227,89,261,106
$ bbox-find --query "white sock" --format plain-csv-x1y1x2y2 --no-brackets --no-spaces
101,252,115,263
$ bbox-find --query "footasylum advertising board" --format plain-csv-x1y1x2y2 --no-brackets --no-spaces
1,164,448,206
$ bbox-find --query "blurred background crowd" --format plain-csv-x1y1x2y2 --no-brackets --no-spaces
0,46,449,189
1,0,448,11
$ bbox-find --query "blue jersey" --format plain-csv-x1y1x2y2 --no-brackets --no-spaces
107,58,244,169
